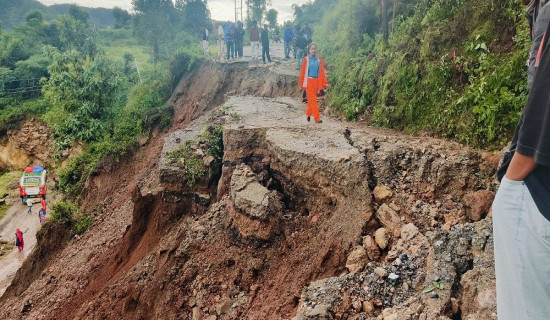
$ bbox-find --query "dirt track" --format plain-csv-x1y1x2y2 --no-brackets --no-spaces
0,184,60,296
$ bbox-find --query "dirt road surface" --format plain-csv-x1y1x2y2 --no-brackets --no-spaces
0,186,60,296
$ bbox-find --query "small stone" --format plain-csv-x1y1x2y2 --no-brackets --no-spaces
374,267,388,278
388,273,399,284
362,300,375,314
352,300,362,311
346,246,368,272
363,235,381,261
373,185,393,203
400,223,419,243
429,291,439,299
389,203,401,212
374,228,390,250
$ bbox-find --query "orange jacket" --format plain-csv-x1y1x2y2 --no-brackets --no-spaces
299,55,328,90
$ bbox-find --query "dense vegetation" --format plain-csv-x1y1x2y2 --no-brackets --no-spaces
0,1,208,199
295,0,529,149
0,0,115,30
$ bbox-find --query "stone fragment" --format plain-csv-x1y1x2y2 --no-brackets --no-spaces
362,301,375,314
374,267,388,278
400,223,419,243
375,204,401,231
346,246,368,272
382,308,398,320
373,185,393,203
216,298,233,315
476,289,497,310
374,228,390,249
230,164,283,220
463,190,495,221
363,235,381,260
305,304,331,318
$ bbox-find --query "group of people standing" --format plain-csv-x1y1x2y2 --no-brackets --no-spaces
283,23,313,70
214,21,273,63
214,21,246,61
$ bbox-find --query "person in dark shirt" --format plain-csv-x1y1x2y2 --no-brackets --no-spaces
234,21,245,59
295,29,308,70
226,21,235,60
492,3,550,318
283,24,295,59
261,24,272,64
302,23,313,44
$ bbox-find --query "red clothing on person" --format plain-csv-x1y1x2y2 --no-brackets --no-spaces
15,229,24,252
41,199,47,211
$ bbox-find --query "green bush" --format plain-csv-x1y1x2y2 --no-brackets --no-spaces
50,200,78,227
50,200,93,235
309,0,528,149
165,125,223,187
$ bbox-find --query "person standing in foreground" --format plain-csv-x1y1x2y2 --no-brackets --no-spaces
492,14,550,320
15,229,24,252
261,25,272,64
249,21,260,60
298,43,328,124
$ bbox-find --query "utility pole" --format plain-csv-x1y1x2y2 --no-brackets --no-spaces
235,0,243,23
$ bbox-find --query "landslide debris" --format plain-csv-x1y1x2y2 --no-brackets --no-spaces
0,60,499,320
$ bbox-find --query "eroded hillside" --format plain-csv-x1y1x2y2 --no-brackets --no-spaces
0,59,499,320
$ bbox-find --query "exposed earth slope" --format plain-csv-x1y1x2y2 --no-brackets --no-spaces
0,53,500,320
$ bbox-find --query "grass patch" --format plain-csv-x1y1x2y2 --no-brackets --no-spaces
0,204,9,221
0,170,23,198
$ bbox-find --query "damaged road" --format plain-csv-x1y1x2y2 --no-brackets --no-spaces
0,58,500,320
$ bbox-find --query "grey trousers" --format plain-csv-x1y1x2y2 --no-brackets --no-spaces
492,176,550,320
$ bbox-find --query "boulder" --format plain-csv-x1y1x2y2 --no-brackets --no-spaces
374,228,390,250
230,164,283,220
375,204,401,231
463,190,494,222
373,185,393,203
346,246,368,272
362,235,381,261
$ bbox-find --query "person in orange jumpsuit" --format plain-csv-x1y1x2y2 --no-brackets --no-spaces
298,43,328,123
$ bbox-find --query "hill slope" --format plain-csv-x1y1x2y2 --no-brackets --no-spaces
0,55,500,319
0,0,115,29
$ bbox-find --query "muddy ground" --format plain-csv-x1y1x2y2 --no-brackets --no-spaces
0,42,501,320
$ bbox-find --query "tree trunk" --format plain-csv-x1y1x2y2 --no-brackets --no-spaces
153,38,160,62
381,0,389,43
391,0,397,37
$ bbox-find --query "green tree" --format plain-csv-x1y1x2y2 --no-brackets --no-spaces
112,7,131,29
246,0,270,25
176,0,211,34
265,8,278,28
67,5,90,24
132,0,176,61
56,14,97,58
25,9,43,27
42,47,126,148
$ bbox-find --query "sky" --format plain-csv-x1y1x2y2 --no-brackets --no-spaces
37,0,308,23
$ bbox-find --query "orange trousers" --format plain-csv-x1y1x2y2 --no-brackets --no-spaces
306,77,321,122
